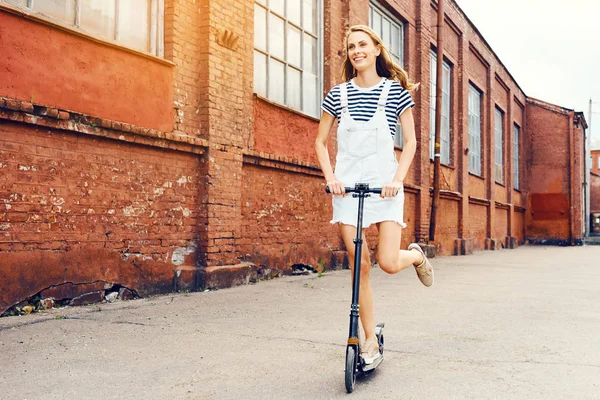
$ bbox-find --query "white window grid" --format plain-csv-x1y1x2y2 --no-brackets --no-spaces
369,2,404,67
430,50,451,165
253,0,322,118
494,107,504,183
3,0,164,57
468,84,482,176
513,124,519,190
369,1,405,147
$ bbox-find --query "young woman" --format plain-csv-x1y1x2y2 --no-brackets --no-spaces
314,25,434,367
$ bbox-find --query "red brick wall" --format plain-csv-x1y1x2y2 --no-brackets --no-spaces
202,0,254,265
436,197,460,252
240,163,342,270
591,150,600,176
590,150,600,213
591,174,600,213
467,203,487,251
525,100,577,243
592,150,600,216
494,184,507,204
0,122,207,313
493,76,509,112
0,0,214,314
0,9,174,132
0,0,588,315
446,24,460,178
468,176,486,199
443,22,460,62
494,207,508,242
253,98,320,164
514,210,525,243
512,190,525,207
313,0,577,254
323,0,346,92
164,0,207,138
513,99,524,128
466,48,488,91
401,191,418,248
572,121,584,240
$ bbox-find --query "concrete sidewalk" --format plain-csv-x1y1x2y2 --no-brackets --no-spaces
1,246,599,400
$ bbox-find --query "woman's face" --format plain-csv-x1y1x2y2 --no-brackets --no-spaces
347,31,380,73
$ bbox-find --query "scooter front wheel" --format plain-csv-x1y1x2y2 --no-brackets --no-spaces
345,345,357,393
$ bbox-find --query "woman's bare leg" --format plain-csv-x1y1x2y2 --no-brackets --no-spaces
339,224,376,341
376,221,423,274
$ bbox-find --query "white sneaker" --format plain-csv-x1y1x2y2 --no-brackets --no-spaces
361,337,381,365
408,243,434,287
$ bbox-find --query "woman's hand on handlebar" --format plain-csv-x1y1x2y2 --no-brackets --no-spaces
381,180,403,198
327,179,346,196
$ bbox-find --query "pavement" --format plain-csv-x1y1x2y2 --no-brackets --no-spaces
1,245,599,400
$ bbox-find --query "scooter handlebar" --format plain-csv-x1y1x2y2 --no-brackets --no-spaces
326,186,382,194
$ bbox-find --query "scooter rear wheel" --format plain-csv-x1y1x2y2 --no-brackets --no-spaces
345,346,357,393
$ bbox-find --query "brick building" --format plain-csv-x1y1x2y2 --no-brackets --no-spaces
0,0,587,314
591,149,600,216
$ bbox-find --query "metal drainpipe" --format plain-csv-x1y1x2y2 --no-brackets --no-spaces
429,0,444,241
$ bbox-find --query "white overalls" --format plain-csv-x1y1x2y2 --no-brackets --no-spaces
331,78,407,228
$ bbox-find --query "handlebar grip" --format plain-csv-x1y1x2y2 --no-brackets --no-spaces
325,186,353,194
326,186,382,194
326,186,348,193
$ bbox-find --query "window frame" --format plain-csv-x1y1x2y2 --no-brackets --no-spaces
368,1,405,148
494,107,505,184
3,0,165,57
430,49,451,166
513,124,520,190
368,1,404,68
468,83,482,176
253,0,323,118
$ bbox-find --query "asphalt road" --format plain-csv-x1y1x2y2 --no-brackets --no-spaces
1,245,599,399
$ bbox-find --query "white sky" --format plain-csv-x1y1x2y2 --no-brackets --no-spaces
455,0,600,149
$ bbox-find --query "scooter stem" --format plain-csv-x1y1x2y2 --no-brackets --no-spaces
349,185,368,340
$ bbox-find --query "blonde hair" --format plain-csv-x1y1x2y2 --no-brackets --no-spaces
342,25,419,91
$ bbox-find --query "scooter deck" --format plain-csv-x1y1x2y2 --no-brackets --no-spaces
361,354,383,372
359,322,385,372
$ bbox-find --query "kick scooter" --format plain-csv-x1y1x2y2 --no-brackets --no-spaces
327,183,385,393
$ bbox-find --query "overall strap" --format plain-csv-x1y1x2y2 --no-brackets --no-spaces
340,82,349,112
377,79,393,109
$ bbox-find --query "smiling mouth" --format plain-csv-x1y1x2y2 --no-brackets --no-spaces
353,56,365,62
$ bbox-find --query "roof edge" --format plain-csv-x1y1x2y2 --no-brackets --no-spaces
575,111,589,129
526,97,574,115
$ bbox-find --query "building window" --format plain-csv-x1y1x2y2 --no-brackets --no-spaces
369,2,404,67
430,50,451,165
2,0,165,56
369,1,405,147
513,124,520,190
494,107,504,183
254,0,321,118
369,3,404,148
468,84,482,176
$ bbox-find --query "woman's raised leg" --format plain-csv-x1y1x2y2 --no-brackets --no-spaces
376,221,423,274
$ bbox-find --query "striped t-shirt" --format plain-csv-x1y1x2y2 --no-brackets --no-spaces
321,78,415,136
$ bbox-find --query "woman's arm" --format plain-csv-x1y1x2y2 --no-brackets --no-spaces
382,108,417,198
314,112,345,195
